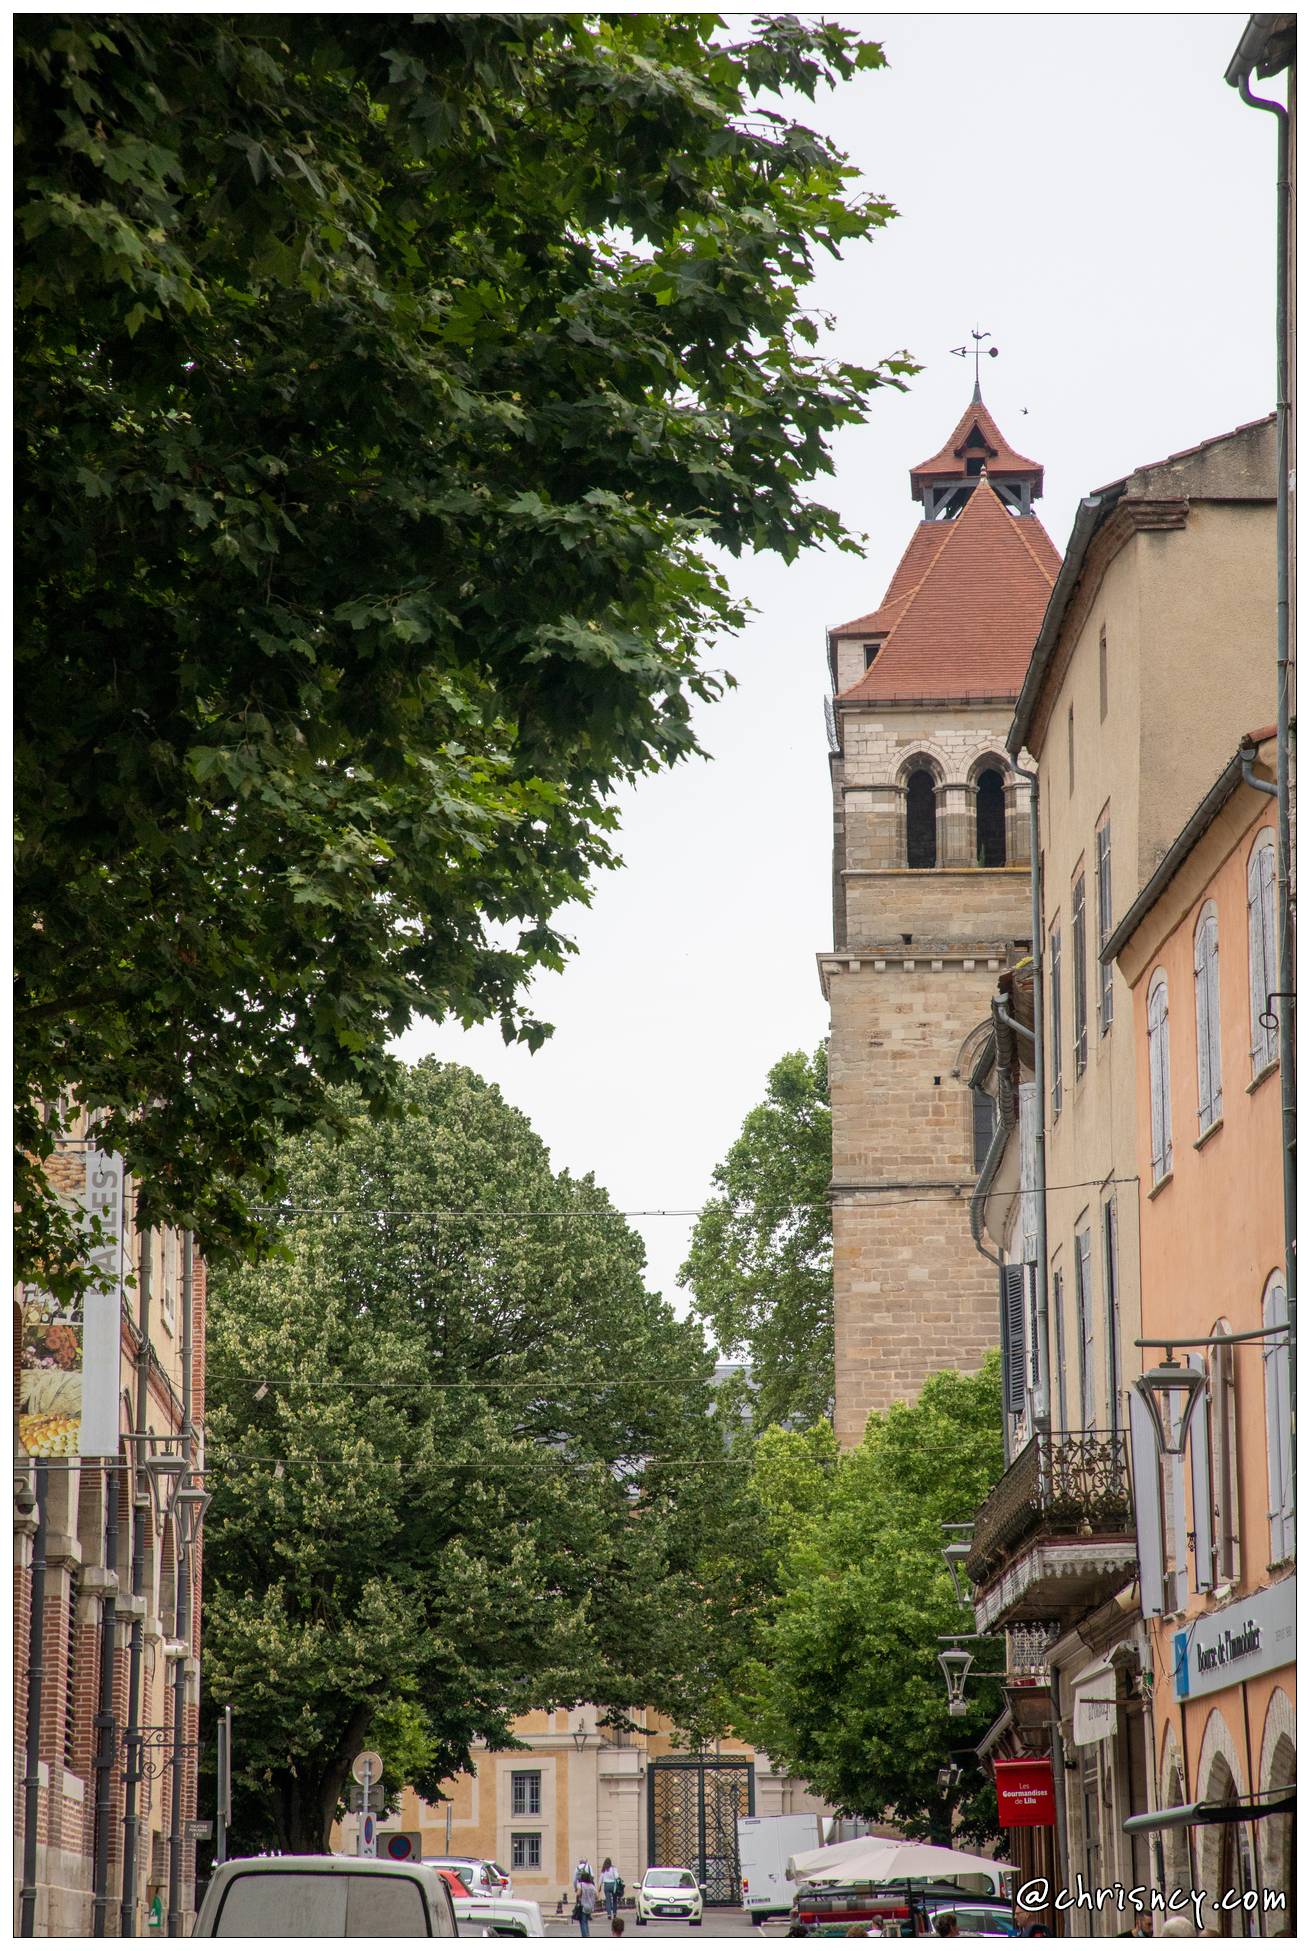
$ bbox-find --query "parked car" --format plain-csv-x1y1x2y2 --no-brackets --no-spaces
426,1856,513,1899
789,1880,1018,1937
635,1866,704,1927
451,1894,546,1938
192,1855,459,1937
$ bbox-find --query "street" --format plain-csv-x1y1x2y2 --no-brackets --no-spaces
543,1913,778,1940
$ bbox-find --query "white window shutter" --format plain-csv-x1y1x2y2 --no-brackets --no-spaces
1129,1388,1166,1618
1159,991,1173,1172
1188,1354,1214,1593
1264,1277,1293,1562
1077,1231,1095,1427
1194,926,1212,1129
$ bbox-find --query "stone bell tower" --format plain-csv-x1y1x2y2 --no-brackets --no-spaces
820,392,1061,1445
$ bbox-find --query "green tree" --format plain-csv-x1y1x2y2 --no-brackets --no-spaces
15,16,911,1294
680,1046,833,1427
732,1359,1006,1842
202,1059,759,1853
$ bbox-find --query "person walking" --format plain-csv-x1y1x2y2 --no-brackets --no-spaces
599,1860,621,1923
574,1870,598,1938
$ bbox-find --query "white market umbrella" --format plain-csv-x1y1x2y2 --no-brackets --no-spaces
787,1838,1015,1889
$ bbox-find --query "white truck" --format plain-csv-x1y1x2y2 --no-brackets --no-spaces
736,1811,826,1923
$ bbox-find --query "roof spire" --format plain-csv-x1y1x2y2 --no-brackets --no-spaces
951,326,999,399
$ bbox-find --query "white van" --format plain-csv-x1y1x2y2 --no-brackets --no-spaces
192,1856,459,1936
736,1812,825,1923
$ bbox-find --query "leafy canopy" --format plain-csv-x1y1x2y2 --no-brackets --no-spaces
730,1357,1006,1843
680,1045,833,1427
202,1059,762,1854
15,15,911,1292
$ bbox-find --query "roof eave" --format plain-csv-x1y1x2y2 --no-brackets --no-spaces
1007,487,1123,755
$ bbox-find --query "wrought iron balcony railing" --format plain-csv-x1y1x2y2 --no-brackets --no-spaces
965,1431,1132,1585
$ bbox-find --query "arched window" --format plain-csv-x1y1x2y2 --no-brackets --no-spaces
975,767,1007,867
1263,1272,1294,1563
1147,972,1173,1184
1247,832,1278,1072
905,768,938,868
1193,904,1222,1131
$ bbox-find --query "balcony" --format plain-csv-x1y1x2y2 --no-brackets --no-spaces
965,1432,1137,1634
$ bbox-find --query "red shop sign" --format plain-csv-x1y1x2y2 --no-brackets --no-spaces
994,1757,1056,1827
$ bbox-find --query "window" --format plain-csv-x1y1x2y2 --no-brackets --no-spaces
1103,1200,1121,1434
511,1770,541,1817
1193,904,1223,1130
971,1086,997,1170
1098,625,1108,721
863,641,881,670
1210,1333,1240,1583
1049,923,1063,1120
1067,705,1075,794
1074,1224,1094,1427
1072,871,1088,1077
1095,817,1114,1034
976,768,1007,867
63,1572,80,1772
1263,1272,1295,1563
905,769,937,868
511,1834,542,1872
1051,1265,1068,1430
1147,972,1173,1183
1247,831,1279,1072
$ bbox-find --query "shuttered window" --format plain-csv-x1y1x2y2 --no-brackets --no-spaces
1247,832,1278,1072
1263,1274,1294,1564
1075,1224,1094,1429
1052,1266,1068,1431
1147,973,1173,1183
1072,872,1088,1077
1049,924,1063,1120
1193,904,1222,1130
1129,1389,1166,1618
1000,1264,1027,1417
1188,1355,1215,1594
1103,1201,1121,1435
1096,819,1114,1033
1211,1339,1240,1583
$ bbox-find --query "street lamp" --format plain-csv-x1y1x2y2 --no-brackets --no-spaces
938,1643,975,1718
941,1538,974,1607
1132,1354,1206,1459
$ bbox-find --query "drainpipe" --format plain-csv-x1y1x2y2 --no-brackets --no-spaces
91,1458,120,1935
19,1458,50,1937
120,1237,152,1938
167,1232,195,1938
1012,761,1051,1433
1232,53,1296,1468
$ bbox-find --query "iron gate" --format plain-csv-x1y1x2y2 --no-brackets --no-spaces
646,1757,755,1905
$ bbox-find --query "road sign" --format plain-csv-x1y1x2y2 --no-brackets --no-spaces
186,1819,213,1841
347,1784,386,1813
379,1831,421,1862
361,1812,377,1859
352,1750,384,1786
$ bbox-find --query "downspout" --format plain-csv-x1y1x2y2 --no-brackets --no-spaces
1233,57,1296,1472
167,1232,195,1938
969,1005,1016,1270
1012,761,1051,1433
120,1237,152,1938
19,1458,50,1937
91,1457,120,1935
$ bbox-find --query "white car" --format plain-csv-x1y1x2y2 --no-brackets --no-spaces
635,1866,704,1927
192,1855,458,1936
427,1856,513,1899
452,1893,545,1937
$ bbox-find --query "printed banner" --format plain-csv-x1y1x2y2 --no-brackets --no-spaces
18,1147,125,1457
995,1758,1055,1828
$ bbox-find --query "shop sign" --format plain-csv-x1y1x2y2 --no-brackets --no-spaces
995,1758,1055,1827
18,1145,125,1457
1174,1577,1296,1699
1071,1661,1117,1746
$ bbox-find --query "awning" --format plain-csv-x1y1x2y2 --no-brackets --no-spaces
1071,1662,1118,1747
1124,1790,1296,1834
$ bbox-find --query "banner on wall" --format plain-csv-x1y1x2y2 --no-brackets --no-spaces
18,1146,125,1457
994,1758,1055,1827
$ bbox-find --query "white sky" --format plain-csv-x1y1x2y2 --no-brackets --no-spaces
395,12,1279,1318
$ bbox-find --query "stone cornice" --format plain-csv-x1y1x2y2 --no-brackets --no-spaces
817,946,1013,998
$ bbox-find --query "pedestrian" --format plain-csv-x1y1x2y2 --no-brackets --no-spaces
600,1858,621,1922
574,1870,597,1938
935,1918,961,1939
610,1919,625,1938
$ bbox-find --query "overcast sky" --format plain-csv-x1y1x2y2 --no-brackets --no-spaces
395,12,1280,1323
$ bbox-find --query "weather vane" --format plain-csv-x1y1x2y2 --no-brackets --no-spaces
951,328,999,399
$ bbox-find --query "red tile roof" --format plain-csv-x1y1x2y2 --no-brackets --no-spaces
910,396,1044,493
834,477,1061,704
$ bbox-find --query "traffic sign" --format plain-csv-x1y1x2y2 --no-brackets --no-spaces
347,1784,386,1813
361,1812,377,1859
352,1750,384,1786
186,1819,213,1841
380,1831,421,1862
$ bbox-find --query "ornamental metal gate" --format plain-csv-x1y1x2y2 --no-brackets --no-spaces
646,1757,755,1906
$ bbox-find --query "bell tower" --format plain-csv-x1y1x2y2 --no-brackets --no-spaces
821,393,1061,1444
